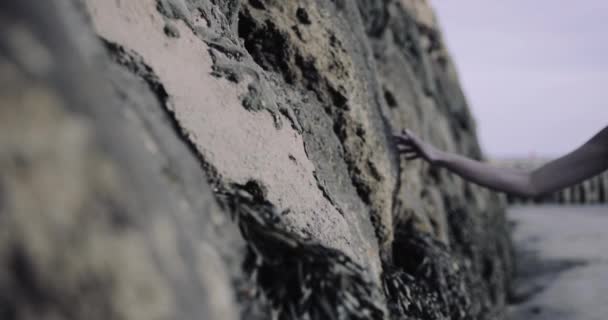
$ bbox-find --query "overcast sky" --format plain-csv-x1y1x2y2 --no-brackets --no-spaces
432,1,608,158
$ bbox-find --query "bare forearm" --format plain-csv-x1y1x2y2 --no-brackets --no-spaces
395,126,608,197
530,144,607,195
434,144,607,197
434,150,536,197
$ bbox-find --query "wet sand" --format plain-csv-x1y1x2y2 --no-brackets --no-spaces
508,205,608,320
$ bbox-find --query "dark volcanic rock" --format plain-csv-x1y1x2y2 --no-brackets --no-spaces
0,0,513,319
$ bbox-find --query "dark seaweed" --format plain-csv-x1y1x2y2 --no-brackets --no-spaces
218,182,386,320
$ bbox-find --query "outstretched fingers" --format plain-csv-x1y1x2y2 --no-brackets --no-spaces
393,129,424,161
396,144,414,151
404,153,420,160
393,134,413,147
396,145,421,161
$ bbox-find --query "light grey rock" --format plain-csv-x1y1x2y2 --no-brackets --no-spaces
0,0,513,319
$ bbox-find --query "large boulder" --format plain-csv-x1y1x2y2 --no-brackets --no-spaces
0,0,512,319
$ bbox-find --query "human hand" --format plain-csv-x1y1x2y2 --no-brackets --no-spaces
393,129,441,165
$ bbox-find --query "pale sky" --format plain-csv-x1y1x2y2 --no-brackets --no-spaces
432,1,608,158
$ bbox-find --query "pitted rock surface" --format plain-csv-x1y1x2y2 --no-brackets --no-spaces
1,0,513,319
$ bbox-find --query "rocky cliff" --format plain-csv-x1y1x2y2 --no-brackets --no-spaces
0,0,512,319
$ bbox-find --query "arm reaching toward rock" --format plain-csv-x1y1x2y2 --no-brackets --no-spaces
394,127,608,197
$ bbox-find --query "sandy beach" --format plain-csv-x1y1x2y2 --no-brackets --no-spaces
508,205,608,320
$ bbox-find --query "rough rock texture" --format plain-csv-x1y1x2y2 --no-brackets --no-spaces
1,0,512,319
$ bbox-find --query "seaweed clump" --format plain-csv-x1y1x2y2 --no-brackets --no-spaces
383,228,473,320
218,181,386,320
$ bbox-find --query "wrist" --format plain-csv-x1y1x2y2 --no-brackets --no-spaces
430,149,447,167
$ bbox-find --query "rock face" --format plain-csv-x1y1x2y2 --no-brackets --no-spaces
0,0,512,319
